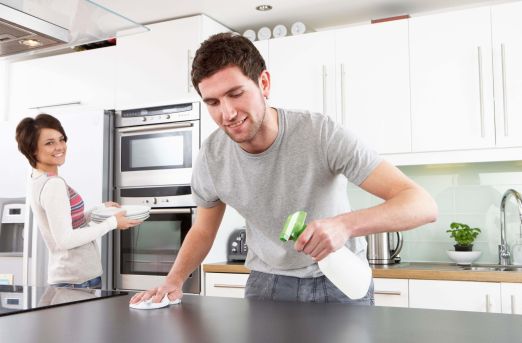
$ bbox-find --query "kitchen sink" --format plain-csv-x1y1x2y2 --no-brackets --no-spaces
460,265,522,272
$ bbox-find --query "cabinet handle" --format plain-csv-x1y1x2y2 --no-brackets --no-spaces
187,49,194,93
213,284,246,289
477,46,485,138
322,65,327,116
29,101,81,110
511,295,516,315
485,294,492,313
340,63,346,126
374,290,402,296
501,43,508,137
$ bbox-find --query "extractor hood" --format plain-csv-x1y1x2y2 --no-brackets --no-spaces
0,0,148,58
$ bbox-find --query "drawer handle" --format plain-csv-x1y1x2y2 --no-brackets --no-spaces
374,290,402,296
213,284,246,289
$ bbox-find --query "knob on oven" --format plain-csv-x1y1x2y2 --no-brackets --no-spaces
153,197,158,205
142,117,147,122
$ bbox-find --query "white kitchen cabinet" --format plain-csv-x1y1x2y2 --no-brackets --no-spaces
501,282,522,315
7,47,117,118
409,7,495,152
335,20,411,153
204,272,248,298
409,279,501,313
373,278,409,307
491,2,522,148
115,15,228,110
268,31,337,120
254,40,269,66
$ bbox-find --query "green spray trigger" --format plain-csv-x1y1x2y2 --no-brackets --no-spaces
280,211,307,242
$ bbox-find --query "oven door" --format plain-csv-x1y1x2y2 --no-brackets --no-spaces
115,120,200,187
114,208,200,293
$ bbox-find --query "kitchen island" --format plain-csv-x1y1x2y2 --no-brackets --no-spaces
0,292,520,343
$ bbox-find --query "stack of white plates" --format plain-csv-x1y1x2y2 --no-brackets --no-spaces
91,205,150,223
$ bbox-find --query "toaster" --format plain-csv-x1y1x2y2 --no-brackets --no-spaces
227,228,247,262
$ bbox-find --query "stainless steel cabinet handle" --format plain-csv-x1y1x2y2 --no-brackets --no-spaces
511,294,516,315
127,260,175,264
374,290,402,296
187,49,194,93
486,294,491,313
322,65,327,116
477,46,485,138
117,121,194,133
501,43,508,137
213,284,246,289
29,101,81,110
340,63,346,126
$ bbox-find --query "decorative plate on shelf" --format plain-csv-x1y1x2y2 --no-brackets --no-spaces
446,250,482,265
272,24,287,38
291,21,306,35
243,29,256,42
257,26,272,40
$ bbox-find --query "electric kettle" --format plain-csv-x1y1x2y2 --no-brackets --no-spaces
366,232,403,265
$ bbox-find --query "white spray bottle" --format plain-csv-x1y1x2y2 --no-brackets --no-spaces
280,211,372,299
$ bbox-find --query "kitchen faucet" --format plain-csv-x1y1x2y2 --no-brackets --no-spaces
499,189,522,265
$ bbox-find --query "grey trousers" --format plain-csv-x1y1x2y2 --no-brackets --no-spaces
245,270,374,305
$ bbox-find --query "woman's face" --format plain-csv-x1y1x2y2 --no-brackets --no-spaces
34,128,67,170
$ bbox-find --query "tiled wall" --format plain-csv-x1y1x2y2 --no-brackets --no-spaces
347,161,522,264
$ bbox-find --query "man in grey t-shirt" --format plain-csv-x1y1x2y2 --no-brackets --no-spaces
131,32,438,305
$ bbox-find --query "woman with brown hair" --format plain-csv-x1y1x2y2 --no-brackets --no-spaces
16,113,141,288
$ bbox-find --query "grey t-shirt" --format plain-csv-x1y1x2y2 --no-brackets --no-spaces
192,108,382,277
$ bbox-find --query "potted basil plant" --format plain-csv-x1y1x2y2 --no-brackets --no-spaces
446,222,481,251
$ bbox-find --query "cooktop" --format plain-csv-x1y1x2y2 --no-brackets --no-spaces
0,285,127,316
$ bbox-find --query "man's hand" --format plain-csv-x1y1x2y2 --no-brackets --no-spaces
294,216,350,261
129,280,183,304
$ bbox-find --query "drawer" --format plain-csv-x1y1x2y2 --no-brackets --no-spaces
373,278,409,307
204,272,249,298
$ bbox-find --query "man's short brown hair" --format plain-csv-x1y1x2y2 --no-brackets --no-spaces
15,113,68,168
191,32,266,95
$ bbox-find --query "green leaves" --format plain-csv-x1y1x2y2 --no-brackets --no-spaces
446,222,481,246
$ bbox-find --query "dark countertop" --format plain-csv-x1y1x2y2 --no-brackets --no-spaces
0,293,521,343
203,261,522,282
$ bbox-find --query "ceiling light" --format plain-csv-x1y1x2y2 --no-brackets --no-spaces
256,5,273,11
18,39,43,47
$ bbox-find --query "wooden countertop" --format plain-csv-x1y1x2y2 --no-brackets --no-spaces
203,262,522,283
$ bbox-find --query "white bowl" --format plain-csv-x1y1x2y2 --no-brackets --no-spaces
446,250,482,265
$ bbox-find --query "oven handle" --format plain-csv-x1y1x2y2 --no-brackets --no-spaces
116,121,194,133
149,208,192,214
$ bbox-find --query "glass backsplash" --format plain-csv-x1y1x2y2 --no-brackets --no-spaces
347,161,522,264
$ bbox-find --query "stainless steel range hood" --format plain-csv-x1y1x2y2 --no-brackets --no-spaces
0,0,148,58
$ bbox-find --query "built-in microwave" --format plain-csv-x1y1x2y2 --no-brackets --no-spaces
114,102,200,188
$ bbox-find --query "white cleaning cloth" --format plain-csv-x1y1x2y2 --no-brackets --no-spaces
129,294,181,310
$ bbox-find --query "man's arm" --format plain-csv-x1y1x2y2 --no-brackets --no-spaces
130,202,226,304
295,160,438,261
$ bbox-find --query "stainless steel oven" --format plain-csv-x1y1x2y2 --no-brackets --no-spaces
114,185,200,293
114,102,200,188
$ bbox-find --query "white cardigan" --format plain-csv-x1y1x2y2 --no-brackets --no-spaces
30,170,117,284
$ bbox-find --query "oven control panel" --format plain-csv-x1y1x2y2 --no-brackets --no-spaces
117,186,195,208
115,102,199,127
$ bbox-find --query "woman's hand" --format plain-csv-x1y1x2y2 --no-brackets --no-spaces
104,201,121,208
114,211,141,230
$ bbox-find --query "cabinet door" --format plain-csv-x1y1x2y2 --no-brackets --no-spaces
491,2,522,147
501,282,522,315
373,278,409,307
409,7,495,152
268,31,337,120
8,47,116,116
115,17,201,109
205,272,248,298
409,279,501,313
335,20,411,154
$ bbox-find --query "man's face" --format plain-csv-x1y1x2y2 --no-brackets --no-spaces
199,65,270,145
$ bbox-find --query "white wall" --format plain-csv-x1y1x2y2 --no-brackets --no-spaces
0,120,31,198
0,61,9,121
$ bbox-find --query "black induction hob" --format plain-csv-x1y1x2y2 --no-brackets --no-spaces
0,285,127,316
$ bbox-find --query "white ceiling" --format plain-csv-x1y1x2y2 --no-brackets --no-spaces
96,0,506,33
